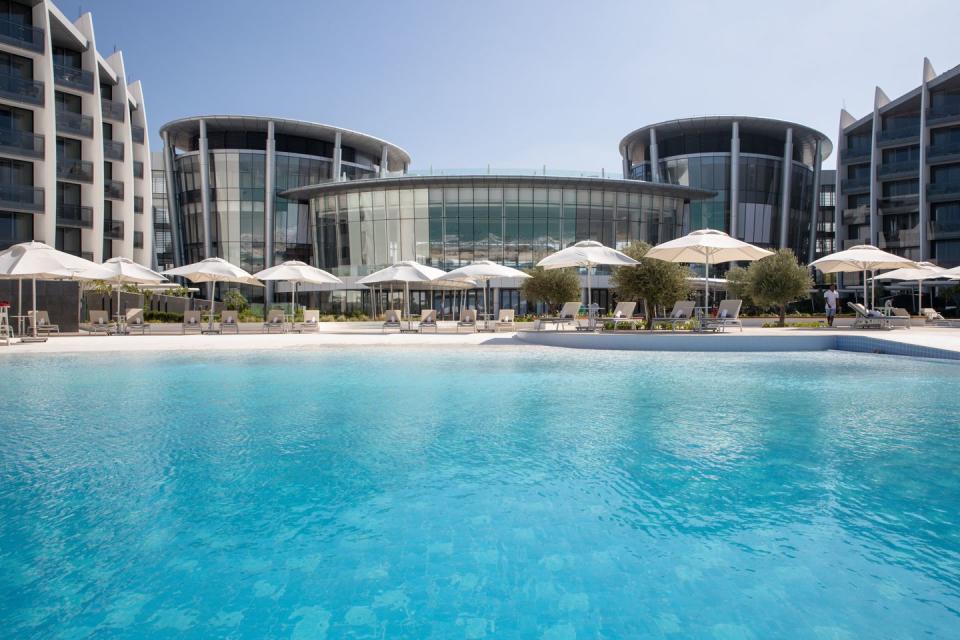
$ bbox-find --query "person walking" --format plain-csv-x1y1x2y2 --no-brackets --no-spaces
824,283,839,327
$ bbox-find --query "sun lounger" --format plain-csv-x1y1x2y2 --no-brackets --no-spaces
702,299,743,333
920,307,958,327
538,301,582,331
382,310,402,332
419,309,438,333
220,310,239,334
299,310,320,333
182,310,202,334
848,302,892,330
126,308,151,334
495,309,516,332
457,309,477,333
28,310,59,335
83,310,112,335
887,307,912,329
652,300,695,331
263,309,287,333
605,301,637,331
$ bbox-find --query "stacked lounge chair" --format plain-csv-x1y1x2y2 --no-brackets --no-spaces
652,301,695,331
702,299,743,333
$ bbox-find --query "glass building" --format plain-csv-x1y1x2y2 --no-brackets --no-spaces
620,117,832,263
159,116,410,301
283,175,712,314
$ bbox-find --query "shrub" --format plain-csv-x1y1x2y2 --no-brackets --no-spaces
611,241,692,329
521,267,581,314
144,311,183,323
223,289,248,314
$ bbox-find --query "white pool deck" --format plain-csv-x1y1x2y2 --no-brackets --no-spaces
2,322,959,360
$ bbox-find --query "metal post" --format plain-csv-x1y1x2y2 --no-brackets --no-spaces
264,121,276,307
779,127,794,249
162,131,183,266
729,121,740,237
649,128,660,183
808,140,822,264
332,131,342,182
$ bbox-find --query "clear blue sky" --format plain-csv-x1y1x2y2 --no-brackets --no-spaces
78,0,959,171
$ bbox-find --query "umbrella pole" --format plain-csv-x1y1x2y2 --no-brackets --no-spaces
862,269,868,309
208,281,215,331
483,278,489,330
705,259,711,314
32,277,37,338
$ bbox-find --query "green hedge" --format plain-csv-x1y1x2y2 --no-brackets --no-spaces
144,311,183,323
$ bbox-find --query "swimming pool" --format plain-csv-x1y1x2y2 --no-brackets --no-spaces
2,348,959,638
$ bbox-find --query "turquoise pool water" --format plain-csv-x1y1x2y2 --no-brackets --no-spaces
1,348,959,639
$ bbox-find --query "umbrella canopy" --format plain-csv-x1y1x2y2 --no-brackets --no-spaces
645,229,773,308
871,262,955,313
436,260,530,325
100,257,167,330
163,258,262,331
537,241,638,325
0,241,112,339
357,261,448,319
810,244,917,308
253,260,342,317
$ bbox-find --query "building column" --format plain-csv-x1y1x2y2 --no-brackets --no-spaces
197,120,213,259
162,130,183,266
621,144,631,179
779,127,794,249
918,58,936,261
332,131,342,182
649,128,660,183
869,87,889,247
807,140,822,263
264,120,276,306
380,144,389,178
729,121,740,237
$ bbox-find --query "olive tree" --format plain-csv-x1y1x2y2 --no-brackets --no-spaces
610,241,692,329
521,267,581,314
741,249,813,326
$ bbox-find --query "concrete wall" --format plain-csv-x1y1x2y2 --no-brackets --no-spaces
0,280,81,332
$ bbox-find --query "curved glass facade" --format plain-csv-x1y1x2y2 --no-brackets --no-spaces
309,181,690,278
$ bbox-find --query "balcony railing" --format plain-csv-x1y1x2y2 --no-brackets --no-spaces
928,141,960,160
927,182,960,199
877,160,919,178
0,17,44,53
104,218,124,240
100,99,125,122
53,64,94,93
877,126,920,145
0,71,43,106
133,161,144,179
841,177,870,192
131,125,145,144
880,229,920,246
930,219,960,237
55,110,93,138
841,147,872,163
134,195,143,213
842,206,870,225
57,204,93,228
133,231,143,249
103,139,124,161
0,184,43,212
928,103,960,123
56,158,94,183
0,128,43,158
105,179,124,200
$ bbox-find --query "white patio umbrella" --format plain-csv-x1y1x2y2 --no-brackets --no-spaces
436,260,530,327
644,229,774,309
253,260,342,318
810,244,917,309
357,261,447,321
163,257,262,332
100,257,167,328
870,261,951,313
537,241,638,323
0,241,112,339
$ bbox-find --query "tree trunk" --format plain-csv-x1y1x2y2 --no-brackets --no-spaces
779,304,786,327
643,298,652,330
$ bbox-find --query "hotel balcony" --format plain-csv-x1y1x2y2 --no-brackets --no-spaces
101,99,126,122
841,177,870,193
879,229,920,248
56,158,94,183
104,218,124,240
877,160,919,179
56,110,94,138
930,219,960,240
876,126,920,148
56,204,93,229
131,125,145,145
0,17,44,53
927,141,960,164
0,72,43,106
878,196,919,215
842,206,869,225
53,64,94,93
103,139,124,161
133,161,144,179
105,179,124,200
927,182,960,202
0,184,43,212
927,103,960,125
840,147,872,164
0,128,43,159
